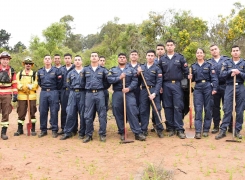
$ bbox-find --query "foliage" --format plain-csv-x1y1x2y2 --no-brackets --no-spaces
1,2,245,71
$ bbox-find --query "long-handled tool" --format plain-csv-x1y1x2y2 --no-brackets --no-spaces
226,75,241,143
189,67,193,128
120,78,134,144
140,72,164,131
185,67,195,138
26,94,32,136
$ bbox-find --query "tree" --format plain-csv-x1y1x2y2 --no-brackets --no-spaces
12,41,26,53
42,22,66,54
0,29,11,49
209,2,245,54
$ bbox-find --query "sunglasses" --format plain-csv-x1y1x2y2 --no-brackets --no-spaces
25,63,32,65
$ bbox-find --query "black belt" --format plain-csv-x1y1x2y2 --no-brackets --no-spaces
72,88,84,92
227,82,243,86
87,89,103,93
142,86,155,88
196,80,210,83
219,82,226,85
41,88,57,91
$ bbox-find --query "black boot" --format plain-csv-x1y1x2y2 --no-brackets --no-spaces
1,127,8,140
31,123,37,136
14,123,24,136
215,130,226,140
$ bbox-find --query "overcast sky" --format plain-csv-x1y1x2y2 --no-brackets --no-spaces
1,0,240,47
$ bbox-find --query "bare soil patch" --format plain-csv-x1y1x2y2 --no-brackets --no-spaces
1,107,245,180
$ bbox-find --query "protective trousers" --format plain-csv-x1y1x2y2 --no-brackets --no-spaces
17,100,37,123
0,94,12,127
212,85,225,127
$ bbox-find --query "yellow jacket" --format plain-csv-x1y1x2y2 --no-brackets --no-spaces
17,70,38,100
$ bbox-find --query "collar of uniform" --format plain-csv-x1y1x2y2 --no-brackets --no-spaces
21,69,34,75
231,58,242,65
89,65,100,70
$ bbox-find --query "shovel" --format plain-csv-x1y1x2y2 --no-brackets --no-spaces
185,67,195,138
26,94,32,136
120,78,134,144
226,75,241,143
140,72,164,133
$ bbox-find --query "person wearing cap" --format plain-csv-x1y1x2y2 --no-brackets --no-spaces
0,51,18,140
14,57,38,136
37,54,63,138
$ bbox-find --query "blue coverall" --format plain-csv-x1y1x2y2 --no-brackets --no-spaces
160,53,189,132
208,56,229,128
219,58,245,133
107,65,142,135
60,65,75,131
82,65,109,137
139,63,164,133
64,69,85,137
37,67,63,132
191,61,218,133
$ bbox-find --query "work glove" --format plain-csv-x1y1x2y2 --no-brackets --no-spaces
12,94,18,102
27,84,33,90
22,85,30,94
22,85,28,92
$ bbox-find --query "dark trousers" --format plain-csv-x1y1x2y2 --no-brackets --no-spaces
17,100,37,121
84,91,107,137
193,85,213,133
139,88,163,132
0,94,12,125
112,91,142,135
64,91,85,136
39,90,59,132
220,84,244,132
163,82,184,131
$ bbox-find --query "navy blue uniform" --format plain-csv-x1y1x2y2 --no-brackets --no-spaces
107,65,142,135
191,61,218,133
219,58,245,132
139,63,164,133
64,69,85,137
82,65,109,137
208,56,229,128
60,65,75,131
160,53,189,132
38,67,63,132
128,63,141,123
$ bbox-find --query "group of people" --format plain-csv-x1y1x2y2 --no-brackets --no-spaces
0,39,244,142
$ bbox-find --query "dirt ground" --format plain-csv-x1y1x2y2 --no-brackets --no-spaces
1,106,245,180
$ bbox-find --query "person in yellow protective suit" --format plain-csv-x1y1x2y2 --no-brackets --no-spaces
14,57,38,136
